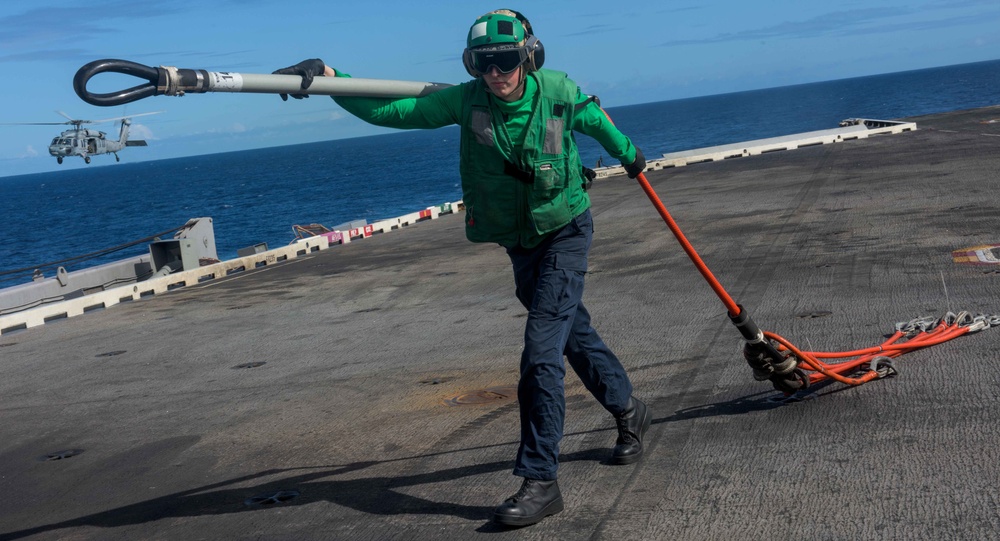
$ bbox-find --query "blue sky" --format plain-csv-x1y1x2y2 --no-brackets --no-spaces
1,0,998,177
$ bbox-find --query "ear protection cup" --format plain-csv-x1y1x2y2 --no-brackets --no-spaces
523,35,544,72
509,10,543,71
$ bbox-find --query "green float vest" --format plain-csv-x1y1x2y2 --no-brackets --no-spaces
459,69,590,248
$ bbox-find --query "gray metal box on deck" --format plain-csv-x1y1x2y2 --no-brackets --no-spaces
148,217,218,274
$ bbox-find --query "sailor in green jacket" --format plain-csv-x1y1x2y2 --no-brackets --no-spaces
276,9,652,527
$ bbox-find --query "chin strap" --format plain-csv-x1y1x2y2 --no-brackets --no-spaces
511,70,528,99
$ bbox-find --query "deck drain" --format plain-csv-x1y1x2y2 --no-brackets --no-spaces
795,311,832,319
232,362,266,369
244,490,300,507
38,449,84,462
444,386,518,406
96,350,127,357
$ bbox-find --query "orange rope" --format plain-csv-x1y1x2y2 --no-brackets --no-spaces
767,322,971,386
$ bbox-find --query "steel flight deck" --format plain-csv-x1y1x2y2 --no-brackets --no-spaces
1,106,999,540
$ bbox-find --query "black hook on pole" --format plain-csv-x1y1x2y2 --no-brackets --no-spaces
74,59,163,107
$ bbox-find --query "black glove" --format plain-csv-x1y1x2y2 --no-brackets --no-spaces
623,147,646,179
581,166,596,191
272,58,326,101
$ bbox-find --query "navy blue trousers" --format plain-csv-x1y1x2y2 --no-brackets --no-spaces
505,209,634,480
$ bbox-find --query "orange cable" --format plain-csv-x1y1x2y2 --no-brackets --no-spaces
601,108,975,389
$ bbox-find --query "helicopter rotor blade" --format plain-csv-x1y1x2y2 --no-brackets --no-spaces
0,122,73,126
2,110,162,128
82,111,165,125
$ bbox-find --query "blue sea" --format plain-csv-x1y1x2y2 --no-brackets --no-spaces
2,59,999,287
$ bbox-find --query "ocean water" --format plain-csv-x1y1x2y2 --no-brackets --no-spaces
2,59,999,287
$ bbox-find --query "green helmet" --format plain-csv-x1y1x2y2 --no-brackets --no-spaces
466,10,526,50
463,10,544,77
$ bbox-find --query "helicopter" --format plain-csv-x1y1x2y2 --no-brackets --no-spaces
7,111,162,164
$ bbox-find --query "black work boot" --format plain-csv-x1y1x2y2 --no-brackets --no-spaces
612,396,652,465
493,478,564,527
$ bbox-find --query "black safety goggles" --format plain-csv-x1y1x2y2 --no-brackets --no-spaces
470,47,528,75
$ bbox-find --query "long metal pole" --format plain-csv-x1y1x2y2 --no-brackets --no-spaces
73,59,454,106
209,72,454,98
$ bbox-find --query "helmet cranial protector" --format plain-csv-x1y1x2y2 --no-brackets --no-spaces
463,9,545,77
